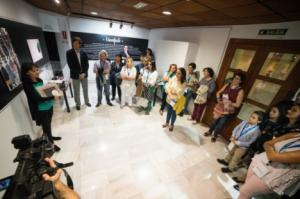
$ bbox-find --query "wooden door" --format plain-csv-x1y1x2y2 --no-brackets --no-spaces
202,39,300,140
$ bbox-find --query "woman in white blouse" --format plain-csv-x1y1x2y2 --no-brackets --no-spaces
162,67,186,131
140,61,158,114
120,57,137,108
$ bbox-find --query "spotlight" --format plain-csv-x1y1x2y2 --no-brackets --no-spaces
90,11,98,15
109,21,113,28
162,11,172,16
120,22,123,29
54,0,60,4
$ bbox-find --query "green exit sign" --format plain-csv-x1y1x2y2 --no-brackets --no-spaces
258,29,288,35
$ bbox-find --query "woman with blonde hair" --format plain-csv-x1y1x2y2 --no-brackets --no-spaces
120,57,137,108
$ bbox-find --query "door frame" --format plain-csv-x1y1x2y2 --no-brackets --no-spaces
202,38,300,139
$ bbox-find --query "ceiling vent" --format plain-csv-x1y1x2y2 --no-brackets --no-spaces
133,2,148,9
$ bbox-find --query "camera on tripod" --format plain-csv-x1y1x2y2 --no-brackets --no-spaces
1,135,73,199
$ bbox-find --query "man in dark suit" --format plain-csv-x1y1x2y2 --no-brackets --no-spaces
66,37,91,110
120,45,131,64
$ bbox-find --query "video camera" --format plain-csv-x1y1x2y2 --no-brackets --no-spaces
1,135,73,199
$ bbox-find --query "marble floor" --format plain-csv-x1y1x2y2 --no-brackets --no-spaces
51,82,241,199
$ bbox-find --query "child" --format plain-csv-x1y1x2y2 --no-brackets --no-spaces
217,111,264,173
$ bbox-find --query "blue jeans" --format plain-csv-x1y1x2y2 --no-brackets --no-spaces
166,103,177,126
96,77,110,104
209,114,232,137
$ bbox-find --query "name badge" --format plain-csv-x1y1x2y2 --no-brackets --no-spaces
253,162,270,178
170,100,176,107
223,94,229,100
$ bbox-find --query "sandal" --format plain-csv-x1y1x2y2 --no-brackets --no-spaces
162,124,168,128
159,110,163,116
204,131,212,136
232,177,245,183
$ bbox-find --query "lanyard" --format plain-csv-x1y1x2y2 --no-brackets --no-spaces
126,68,131,76
279,139,300,152
145,70,150,83
236,122,258,139
100,61,105,69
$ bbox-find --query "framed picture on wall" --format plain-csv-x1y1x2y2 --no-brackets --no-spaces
0,27,22,111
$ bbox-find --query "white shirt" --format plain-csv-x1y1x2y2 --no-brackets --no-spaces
120,66,136,86
140,68,158,86
75,50,81,65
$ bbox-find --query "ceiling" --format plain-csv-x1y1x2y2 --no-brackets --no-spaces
25,0,300,29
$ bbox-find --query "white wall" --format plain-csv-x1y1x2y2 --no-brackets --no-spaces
154,40,189,75
149,20,300,78
0,0,41,188
0,92,41,176
0,0,40,27
69,17,149,39
230,21,300,40
149,26,231,76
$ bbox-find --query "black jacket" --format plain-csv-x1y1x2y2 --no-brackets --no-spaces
110,61,123,83
66,49,89,79
22,78,54,125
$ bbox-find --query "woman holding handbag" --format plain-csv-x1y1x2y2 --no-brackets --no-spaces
159,64,177,115
162,67,186,131
189,67,216,124
140,61,158,115
204,71,245,142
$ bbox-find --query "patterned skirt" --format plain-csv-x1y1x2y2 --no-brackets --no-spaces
143,85,156,101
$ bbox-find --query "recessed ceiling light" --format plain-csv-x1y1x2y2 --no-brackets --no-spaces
90,11,98,15
54,0,61,4
162,11,172,16
133,2,148,9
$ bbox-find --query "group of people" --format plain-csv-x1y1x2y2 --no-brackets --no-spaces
20,36,300,199
66,37,157,112
218,101,300,199
155,60,300,198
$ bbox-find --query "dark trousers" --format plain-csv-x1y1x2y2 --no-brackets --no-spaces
166,103,177,126
111,82,121,100
96,77,110,104
38,107,54,142
183,90,193,114
160,91,167,111
191,103,206,122
209,114,232,137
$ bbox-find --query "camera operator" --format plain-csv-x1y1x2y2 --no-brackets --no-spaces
42,158,80,199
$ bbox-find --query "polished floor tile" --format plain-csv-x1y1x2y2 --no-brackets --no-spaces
51,82,239,199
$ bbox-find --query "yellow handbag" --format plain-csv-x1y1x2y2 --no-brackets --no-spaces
173,95,186,115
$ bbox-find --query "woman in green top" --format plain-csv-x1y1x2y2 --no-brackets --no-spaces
159,64,177,115
21,63,61,152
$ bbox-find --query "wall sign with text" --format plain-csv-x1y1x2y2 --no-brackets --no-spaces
70,31,148,61
258,28,288,35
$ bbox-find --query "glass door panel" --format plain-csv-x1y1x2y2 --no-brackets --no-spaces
247,79,281,106
229,49,256,71
259,52,300,80
238,102,265,121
